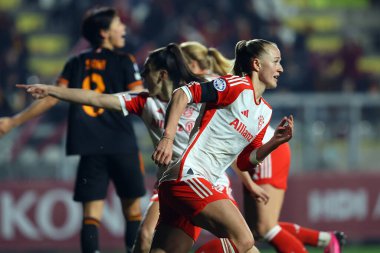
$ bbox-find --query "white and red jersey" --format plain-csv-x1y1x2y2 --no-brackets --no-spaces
115,92,199,161
115,91,231,188
159,75,272,185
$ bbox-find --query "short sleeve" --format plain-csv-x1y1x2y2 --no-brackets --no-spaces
114,92,148,116
236,123,269,171
182,76,248,106
56,57,77,87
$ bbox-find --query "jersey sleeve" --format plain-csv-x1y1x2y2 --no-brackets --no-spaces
179,76,248,106
56,57,77,87
114,92,148,116
236,123,270,171
123,54,143,90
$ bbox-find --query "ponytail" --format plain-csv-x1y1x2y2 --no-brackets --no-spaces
232,39,276,76
148,43,205,89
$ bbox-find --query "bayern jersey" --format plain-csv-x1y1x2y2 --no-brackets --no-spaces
160,75,272,185
114,91,231,188
115,92,199,161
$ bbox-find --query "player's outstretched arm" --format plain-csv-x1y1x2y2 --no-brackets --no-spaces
17,84,121,112
0,92,59,138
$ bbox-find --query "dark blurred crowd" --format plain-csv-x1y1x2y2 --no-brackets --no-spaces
1,0,379,117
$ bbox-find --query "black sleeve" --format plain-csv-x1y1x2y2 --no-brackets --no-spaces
200,81,218,103
122,54,142,89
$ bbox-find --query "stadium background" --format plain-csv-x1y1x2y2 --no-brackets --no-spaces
0,0,379,252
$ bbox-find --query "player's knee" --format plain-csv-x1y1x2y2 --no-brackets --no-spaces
234,235,255,253
255,220,276,238
123,205,142,220
231,228,255,251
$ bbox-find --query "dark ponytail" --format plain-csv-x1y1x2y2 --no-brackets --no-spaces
232,39,276,76
148,43,205,89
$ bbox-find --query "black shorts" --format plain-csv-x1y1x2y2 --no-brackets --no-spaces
73,153,146,202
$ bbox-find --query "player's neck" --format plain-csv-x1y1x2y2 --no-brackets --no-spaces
101,41,115,51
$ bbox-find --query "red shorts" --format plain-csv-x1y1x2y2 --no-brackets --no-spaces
158,177,231,240
250,142,291,190
214,183,238,207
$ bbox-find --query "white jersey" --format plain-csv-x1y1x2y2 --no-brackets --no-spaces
160,75,272,185
115,92,230,187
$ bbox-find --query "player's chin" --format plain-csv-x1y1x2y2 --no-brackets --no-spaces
115,39,125,48
267,82,278,89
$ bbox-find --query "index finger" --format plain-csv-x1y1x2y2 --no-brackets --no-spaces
16,84,29,89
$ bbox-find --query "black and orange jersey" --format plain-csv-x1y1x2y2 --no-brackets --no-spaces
57,48,142,155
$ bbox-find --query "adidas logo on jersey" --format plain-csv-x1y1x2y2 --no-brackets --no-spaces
229,118,254,142
241,110,249,118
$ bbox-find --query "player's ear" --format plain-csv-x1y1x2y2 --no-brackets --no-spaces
159,70,169,80
100,29,109,41
252,58,261,72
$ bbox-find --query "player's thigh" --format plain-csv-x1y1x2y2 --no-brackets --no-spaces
141,201,160,232
244,184,285,235
109,153,146,199
192,199,251,240
150,223,194,253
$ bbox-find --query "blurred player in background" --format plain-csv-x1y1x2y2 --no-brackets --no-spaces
180,41,233,79
0,7,146,253
234,125,347,253
151,39,293,253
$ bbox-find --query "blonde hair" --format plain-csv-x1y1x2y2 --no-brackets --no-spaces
180,41,233,76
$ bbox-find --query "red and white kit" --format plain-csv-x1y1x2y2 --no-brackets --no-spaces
157,75,272,239
160,75,272,184
115,92,232,198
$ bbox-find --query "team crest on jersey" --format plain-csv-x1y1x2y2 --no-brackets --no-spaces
258,115,264,130
183,107,194,117
185,121,195,133
213,78,226,91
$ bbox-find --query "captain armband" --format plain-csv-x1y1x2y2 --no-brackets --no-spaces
249,150,262,166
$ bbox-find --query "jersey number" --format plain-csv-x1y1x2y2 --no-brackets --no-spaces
81,73,105,117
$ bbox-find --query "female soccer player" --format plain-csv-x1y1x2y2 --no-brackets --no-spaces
181,41,270,253
1,7,146,253
151,39,293,253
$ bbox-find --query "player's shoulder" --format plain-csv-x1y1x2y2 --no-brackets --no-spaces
211,75,251,92
222,75,251,86
110,50,137,63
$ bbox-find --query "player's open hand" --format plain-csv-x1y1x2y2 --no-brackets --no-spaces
273,115,294,145
152,136,174,166
16,84,50,99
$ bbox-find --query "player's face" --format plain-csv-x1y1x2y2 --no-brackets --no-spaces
107,16,126,49
258,45,283,89
141,61,162,96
